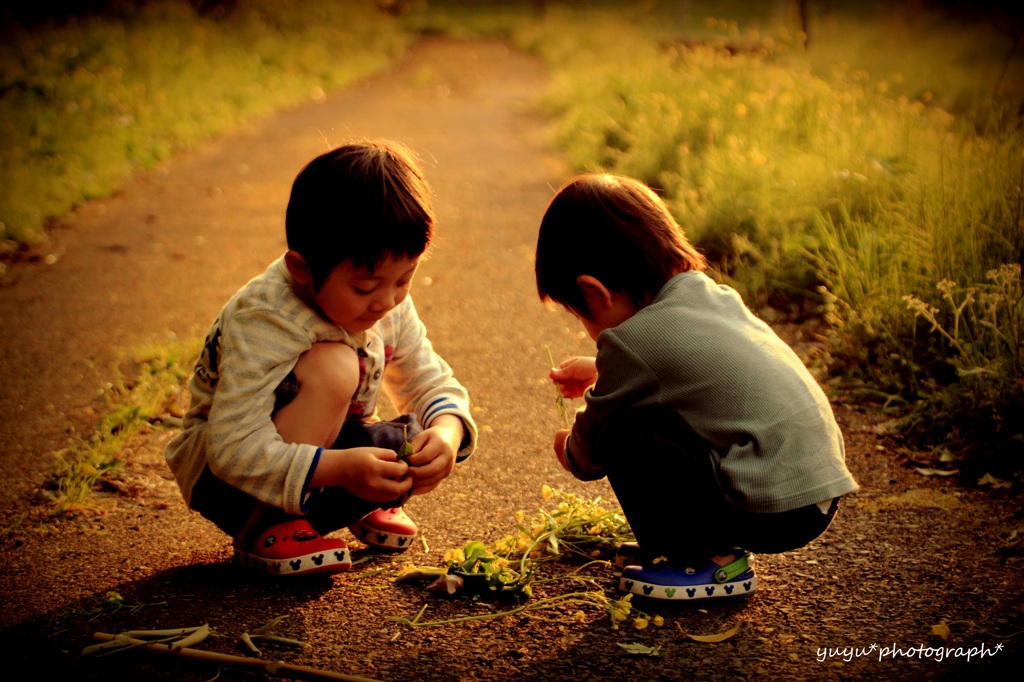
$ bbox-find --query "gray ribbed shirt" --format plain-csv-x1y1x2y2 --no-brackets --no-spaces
566,271,858,514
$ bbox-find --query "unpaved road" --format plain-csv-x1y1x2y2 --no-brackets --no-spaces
1,38,1022,681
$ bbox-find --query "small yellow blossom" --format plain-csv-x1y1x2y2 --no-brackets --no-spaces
395,562,419,578
573,611,586,623
541,484,554,501
634,617,649,630
654,615,665,627
611,594,633,622
443,548,465,565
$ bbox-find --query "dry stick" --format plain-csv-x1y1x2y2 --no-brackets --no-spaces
90,632,381,682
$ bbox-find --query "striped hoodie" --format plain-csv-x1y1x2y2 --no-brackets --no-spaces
165,257,476,515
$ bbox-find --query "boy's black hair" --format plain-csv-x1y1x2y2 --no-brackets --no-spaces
536,174,707,315
286,139,434,290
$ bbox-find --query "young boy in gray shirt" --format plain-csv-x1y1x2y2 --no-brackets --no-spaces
536,174,858,600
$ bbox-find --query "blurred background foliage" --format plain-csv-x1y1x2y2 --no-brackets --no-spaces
2,0,1021,481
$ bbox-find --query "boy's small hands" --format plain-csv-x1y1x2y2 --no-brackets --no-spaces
403,421,460,496
550,356,598,399
317,447,413,502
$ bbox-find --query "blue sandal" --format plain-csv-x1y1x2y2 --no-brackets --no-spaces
619,551,757,600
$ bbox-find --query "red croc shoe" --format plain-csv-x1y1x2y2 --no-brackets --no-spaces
235,518,351,576
349,507,418,550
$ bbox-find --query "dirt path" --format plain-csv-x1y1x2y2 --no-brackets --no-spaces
1,38,1022,681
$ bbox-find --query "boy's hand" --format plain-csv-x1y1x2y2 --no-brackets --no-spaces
553,428,571,472
312,447,413,502
404,414,463,496
550,356,598,399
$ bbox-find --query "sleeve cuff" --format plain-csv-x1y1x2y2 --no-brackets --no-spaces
299,447,323,514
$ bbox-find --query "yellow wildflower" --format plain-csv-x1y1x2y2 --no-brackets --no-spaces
634,617,649,630
654,615,665,627
611,594,633,622
443,548,465,565
395,562,419,578
542,484,554,501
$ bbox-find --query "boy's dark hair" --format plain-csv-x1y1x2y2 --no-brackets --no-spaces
535,174,707,314
286,139,434,290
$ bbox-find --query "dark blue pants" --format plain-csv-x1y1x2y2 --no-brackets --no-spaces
594,406,838,564
191,414,422,541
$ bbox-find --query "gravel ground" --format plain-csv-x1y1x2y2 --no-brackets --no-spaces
1,37,1022,681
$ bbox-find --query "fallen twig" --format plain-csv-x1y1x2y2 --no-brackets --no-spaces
89,632,380,682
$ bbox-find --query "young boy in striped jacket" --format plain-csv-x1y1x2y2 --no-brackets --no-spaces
166,140,476,576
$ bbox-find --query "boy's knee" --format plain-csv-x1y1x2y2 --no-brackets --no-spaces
293,342,360,406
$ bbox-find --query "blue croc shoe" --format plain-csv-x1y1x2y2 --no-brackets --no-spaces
619,552,757,601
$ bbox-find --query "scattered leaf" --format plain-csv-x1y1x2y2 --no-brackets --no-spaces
427,573,464,595
676,621,742,643
978,473,1013,489
617,642,661,656
914,467,960,477
931,622,951,641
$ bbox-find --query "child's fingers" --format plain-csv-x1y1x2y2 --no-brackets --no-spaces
380,458,409,477
370,447,400,463
409,430,430,452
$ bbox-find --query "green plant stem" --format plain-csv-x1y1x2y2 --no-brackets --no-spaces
545,345,572,429
388,591,613,629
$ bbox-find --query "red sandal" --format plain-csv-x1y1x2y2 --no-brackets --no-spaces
235,518,351,576
349,507,418,550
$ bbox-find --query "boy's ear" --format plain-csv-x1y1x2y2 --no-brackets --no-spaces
576,275,614,313
284,250,314,289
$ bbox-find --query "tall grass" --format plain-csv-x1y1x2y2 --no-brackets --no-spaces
0,0,413,245
43,336,200,514
7,1,1022,484
505,3,1023,476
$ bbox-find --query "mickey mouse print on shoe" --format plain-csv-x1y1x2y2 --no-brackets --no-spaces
619,551,757,601
349,507,418,550
235,518,352,576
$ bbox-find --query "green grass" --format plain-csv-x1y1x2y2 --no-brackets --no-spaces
0,0,414,244
42,336,200,515
10,1,1022,496
500,2,1023,476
